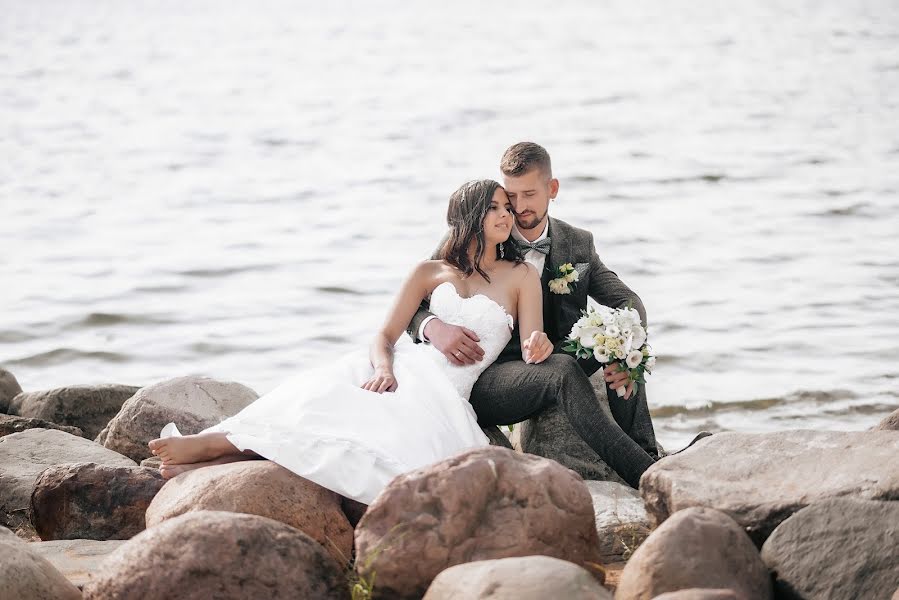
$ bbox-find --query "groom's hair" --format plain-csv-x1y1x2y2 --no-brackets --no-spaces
500,142,553,179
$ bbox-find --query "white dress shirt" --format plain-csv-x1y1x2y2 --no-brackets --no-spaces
419,221,550,341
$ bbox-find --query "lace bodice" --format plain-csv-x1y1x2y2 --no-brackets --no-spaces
419,281,514,400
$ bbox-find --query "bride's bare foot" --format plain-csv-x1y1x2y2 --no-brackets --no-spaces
159,463,200,479
148,433,233,465
158,454,257,479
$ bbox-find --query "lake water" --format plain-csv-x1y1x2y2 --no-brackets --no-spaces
2,0,897,449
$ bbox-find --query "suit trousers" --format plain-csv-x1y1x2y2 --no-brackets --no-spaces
469,353,656,488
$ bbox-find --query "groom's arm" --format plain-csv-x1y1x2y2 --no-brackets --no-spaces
550,232,647,378
406,233,450,343
585,233,647,326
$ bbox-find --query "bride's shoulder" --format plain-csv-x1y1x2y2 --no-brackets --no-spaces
408,260,454,286
510,260,539,281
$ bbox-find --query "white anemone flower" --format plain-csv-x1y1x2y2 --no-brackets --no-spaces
626,350,643,369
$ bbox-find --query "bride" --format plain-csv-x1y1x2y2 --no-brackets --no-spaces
148,179,554,504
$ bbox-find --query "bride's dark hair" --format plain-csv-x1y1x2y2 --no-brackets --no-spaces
440,179,524,282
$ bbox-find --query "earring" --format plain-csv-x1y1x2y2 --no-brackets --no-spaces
499,243,505,259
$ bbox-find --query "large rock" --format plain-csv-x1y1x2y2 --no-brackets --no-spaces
615,507,772,600
873,407,899,431
586,480,651,562
9,384,139,440
96,376,257,462
423,556,612,599
30,539,126,589
651,591,745,600
513,375,626,483
640,430,899,545
760,498,899,600
355,446,603,599
0,413,83,438
0,429,135,535
82,510,346,600
0,367,23,413
0,526,82,599
145,460,353,566
31,462,164,540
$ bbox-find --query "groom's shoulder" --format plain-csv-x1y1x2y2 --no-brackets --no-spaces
551,217,593,242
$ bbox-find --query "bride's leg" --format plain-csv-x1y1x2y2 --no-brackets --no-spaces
148,432,249,465
159,452,262,480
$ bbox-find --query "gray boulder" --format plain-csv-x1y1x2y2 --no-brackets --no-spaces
615,507,772,600
760,498,899,600
0,526,82,599
640,430,899,545
0,413,83,438
586,480,651,562
513,374,627,483
423,556,612,599
0,367,23,413
82,510,346,600
29,539,126,590
873,407,899,431
9,384,139,439
0,429,135,535
96,376,257,462
30,462,165,540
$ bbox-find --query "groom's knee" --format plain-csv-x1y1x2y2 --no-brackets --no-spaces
541,354,586,387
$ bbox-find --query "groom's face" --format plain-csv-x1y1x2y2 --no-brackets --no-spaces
503,168,559,232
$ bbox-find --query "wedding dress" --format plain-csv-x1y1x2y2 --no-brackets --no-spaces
168,282,514,504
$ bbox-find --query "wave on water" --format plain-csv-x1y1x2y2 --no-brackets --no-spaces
651,388,898,419
7,348,132,367
63,312,176,330
177,264,280,278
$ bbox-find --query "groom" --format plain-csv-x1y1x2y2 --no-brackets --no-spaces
407,142,659,485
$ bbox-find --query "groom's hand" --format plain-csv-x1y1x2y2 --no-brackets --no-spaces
424,319,484,366
604,362,634,399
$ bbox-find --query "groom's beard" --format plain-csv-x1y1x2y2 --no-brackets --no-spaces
515,209,547,231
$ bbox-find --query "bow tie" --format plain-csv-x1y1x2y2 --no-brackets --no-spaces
515,237,552,256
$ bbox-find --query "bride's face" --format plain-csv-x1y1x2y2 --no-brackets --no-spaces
481,188,514,246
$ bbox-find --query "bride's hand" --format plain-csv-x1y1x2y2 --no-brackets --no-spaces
362,368,398,393
522,331,553,364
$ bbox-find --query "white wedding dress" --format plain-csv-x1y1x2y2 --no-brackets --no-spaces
182,282,514,504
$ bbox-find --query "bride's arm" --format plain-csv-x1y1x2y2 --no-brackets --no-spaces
516,263,553,364
364,260,437,393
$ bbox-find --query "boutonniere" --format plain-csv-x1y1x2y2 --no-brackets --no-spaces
548,263,579,295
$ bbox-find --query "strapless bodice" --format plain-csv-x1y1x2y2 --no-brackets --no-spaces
419,281,514,399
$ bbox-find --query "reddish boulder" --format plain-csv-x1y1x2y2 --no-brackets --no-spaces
30,462,164,540
0,429,135,535
615,507,771,600
82,510,346,600
145,460,353,566
354,446,602,599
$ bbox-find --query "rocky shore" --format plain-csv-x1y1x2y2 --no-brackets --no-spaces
1,367,897,599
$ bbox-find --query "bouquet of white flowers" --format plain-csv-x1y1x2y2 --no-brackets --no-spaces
562,304,656,398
